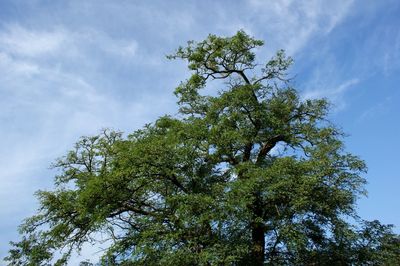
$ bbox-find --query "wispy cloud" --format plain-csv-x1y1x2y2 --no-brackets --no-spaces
302,78,359,111
358,96,393,122
0,52,39,76
245,0,355,55
73,28,139,58
0,24,67,57
302,78,359,100
372,27,400,77
0,24,139,63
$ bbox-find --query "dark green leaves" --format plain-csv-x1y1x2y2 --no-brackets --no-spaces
168,30,263,77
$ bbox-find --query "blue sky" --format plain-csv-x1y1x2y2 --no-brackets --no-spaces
0,0,399,264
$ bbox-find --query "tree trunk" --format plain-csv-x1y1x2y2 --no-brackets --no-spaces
251,194,265,265
251,223,265,265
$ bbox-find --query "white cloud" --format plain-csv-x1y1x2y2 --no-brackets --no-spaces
246,0,355,55
74,28,139,58
0,52,40,76
302,78,359,100
100,37,138,58
301,78,359,110
376,29,400,76
0,24,139,63
359,96,393,122
0,24,67,57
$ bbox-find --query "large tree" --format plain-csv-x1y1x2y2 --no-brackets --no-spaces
6,31,399,265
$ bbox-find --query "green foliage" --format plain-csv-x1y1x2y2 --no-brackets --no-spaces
6,31,399,265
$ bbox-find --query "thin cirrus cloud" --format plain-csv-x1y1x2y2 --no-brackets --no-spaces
245,0,355,55
0,24,138,62
0,24,66,57
301,78,360,110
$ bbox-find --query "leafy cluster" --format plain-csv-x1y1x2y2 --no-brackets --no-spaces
6,31,399,265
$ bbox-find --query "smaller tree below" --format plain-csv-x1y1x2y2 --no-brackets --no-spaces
5,31,400,265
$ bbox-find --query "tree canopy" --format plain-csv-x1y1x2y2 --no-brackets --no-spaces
6,31,400,265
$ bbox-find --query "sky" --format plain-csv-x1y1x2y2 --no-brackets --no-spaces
0,0,399,264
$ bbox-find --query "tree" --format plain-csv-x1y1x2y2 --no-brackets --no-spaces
6,31,399,265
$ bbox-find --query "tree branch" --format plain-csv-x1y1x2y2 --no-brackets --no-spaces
256,135,287,164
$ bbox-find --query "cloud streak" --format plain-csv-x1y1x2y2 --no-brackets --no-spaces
301,78,360,111
245,0,355,55
0,24,67,57
302,78,359,100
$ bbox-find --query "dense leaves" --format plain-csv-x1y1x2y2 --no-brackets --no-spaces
6,31,399,265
